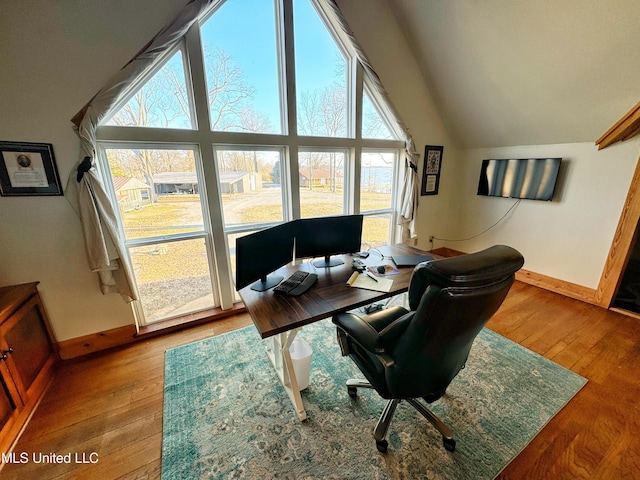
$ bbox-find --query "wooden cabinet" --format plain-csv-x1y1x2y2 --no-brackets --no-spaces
0,282,57,453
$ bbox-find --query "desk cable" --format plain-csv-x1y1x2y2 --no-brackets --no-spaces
368,248,388,260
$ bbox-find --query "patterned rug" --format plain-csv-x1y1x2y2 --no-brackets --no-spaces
162,319,586,479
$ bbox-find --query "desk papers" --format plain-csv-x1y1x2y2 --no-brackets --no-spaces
346,272,394,293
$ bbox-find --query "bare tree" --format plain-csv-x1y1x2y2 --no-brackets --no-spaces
297,60,347,192
107,48,272,201
298,84,346,138
206,49,256,131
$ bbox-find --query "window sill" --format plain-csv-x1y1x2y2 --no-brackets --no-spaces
135,302,247,338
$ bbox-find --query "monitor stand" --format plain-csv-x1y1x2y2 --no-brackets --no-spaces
312,255,344,268
250,274,284,292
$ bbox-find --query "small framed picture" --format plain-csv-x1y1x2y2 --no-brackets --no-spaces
0,142,63,196
421,145,443,196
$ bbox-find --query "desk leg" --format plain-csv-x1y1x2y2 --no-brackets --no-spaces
264,328,307,421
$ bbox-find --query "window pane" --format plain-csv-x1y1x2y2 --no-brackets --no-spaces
299,151,345,217
363,91,395,140
105,149,205,240
216,148,283,226
105,51,193,129
294,0,348,138
201,0,282,134
129,238,213,323
361,151,394,212
362,214,391,250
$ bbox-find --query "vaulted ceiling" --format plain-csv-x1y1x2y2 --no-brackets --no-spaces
387,0,640,149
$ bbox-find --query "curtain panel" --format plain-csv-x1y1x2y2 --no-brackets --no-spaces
65,0,219,301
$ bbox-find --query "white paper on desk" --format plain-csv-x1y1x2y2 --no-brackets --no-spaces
346,272,393,293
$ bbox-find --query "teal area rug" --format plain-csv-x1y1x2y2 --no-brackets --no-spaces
162,319,586,479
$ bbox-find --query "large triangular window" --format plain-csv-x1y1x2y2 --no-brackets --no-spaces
94,0,410,328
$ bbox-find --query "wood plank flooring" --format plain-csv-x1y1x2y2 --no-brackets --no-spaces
2,281,639,479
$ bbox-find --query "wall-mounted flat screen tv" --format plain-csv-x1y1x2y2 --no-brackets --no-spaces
477,158,562,201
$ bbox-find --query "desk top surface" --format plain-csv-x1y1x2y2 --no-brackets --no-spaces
239,244,436,338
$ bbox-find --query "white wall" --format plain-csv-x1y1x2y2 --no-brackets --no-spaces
443,140,640,289
0,0,184,341
388,0,640,149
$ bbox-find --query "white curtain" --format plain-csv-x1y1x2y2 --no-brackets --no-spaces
322,0,420,242
399,140,420,242
65,0,218,301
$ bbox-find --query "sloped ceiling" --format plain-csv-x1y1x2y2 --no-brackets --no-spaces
387,0,640,148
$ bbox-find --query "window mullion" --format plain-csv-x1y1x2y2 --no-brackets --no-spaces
185,26,211,131
185,25,235,309
282,0,300,219
124,231,208,248
350,61,364,214
349,147,360,214
354,60,364,141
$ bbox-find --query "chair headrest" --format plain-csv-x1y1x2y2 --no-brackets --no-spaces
415,245,524,287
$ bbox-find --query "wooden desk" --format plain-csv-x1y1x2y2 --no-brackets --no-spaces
238,243,435,420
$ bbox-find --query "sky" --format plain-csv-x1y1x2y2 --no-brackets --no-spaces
201,0,344,131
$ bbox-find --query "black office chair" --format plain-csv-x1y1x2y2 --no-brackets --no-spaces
332,245,524,453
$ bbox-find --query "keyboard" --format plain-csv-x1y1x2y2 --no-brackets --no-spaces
274,270,318,296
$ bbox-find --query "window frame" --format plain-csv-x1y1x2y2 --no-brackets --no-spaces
96,141,220,324
101,41,198,130
213,143,291,233
95,0,406,323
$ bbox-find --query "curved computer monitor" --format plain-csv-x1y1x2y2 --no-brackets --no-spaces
235,223,295,291
295,214,363,267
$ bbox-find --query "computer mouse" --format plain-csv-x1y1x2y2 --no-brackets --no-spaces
377,265,385,274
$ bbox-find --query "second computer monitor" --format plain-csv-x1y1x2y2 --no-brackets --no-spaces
295,214,363,267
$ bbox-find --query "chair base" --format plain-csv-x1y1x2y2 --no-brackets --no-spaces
346,379,456,453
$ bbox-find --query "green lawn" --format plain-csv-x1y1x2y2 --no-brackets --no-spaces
122,193,392,283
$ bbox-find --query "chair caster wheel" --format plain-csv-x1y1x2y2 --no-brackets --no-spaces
376,439,388,453
443,437,456,452
347,386,358,397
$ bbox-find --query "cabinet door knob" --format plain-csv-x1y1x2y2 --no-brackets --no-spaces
1,347,13,360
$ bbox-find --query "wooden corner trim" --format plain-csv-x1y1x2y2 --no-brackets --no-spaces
595,154,640,308
596,101,640,150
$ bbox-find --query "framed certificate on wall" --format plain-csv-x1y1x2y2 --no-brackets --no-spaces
421,145,443,196
0,142,63,196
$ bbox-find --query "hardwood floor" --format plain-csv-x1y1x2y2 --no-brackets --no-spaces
2,281,639,479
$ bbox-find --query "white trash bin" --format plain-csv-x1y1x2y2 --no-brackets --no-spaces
289,336,313,390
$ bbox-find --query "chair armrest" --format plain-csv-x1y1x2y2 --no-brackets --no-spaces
333,312,382,352
333,306,409,353
378,311,414,350
365,306,410,332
